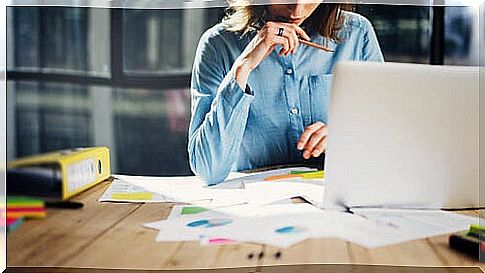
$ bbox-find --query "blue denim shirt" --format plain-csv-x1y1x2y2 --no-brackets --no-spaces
188,11,384,185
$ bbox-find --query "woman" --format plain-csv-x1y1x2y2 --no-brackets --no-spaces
188,1,384,185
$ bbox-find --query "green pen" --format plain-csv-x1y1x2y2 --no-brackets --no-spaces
469,224,485,234
289,170,324,175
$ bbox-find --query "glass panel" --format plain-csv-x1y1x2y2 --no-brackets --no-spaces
123,9,184,74
12,81,93,157
443,6,479,66
123,8,219,75
357,5,432,64
7,7,110,76
9,7,40,69
9,83,192,175
113,87,192,176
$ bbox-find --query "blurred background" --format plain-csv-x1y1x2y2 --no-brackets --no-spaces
5,4,481,176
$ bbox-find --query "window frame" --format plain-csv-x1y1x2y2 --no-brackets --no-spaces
7,8,196,90
6,6,447,88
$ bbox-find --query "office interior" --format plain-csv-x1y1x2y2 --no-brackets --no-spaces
5,3,484,177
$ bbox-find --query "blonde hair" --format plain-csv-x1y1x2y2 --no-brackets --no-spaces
223,0,353,42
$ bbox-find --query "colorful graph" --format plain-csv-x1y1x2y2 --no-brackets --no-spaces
275,226,306,234
187,218,233,228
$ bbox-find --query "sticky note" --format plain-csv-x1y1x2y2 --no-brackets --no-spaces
6,217,24,232
7,196,44,208
7,210,46,219
111,192,153,200
470,224,485,234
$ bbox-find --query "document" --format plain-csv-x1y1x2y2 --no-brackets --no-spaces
144,204,479,249
99,177,173,203
103,169,478,249
101,167,324,208
145,203,332,247
345,208,479,248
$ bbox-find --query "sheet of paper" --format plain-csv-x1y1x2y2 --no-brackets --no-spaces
222,167,316,185
144,206,240,242
113,168,324,208
99,177,173,203
166,198,294,221
145,203,339,248
243,181,324,208
200,203,341,248
344,208,479,248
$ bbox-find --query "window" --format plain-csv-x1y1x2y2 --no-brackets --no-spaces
7,7,221,175
357,5,432,64
6,5,478,175
443,6,479,65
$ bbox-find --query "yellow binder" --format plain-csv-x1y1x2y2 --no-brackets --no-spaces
7,147,110,200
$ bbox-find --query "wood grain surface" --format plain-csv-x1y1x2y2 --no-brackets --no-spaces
6,180,484,272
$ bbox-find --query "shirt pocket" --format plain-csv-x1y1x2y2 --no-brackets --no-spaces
309,74,333,124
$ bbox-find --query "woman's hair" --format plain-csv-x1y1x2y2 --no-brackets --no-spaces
223,1,354,42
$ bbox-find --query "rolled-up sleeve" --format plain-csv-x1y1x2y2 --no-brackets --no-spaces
187,31,254,185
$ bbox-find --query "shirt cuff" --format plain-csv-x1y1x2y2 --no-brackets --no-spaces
221,76,254,109
244,84,254,95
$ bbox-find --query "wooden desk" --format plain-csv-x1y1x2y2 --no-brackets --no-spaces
6,180,484,273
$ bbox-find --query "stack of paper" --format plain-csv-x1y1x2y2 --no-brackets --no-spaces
99,168,479,248
100,167,324,207
144,203,478,248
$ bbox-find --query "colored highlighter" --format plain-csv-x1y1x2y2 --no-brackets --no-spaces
264,170,324,181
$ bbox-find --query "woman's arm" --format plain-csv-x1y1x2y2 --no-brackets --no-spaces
188,32,254,185
188,24,309,185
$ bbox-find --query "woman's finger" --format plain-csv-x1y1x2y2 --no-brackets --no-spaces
281,23,302,54
282,24,300,54
272,35,290,56
311,136,327,157
304,126,327,153
276,26,295,55
297,121,325,150
293,25,311,41
268,23,299,55
303,149,312,160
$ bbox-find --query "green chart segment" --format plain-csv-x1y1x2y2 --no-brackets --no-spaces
181,206,209,215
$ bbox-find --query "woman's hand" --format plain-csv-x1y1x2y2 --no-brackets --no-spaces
297,121,327,159
232,22,310,89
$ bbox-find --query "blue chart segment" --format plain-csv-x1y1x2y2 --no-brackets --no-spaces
187,218,233,228
275,226,306,234
187,220,209,227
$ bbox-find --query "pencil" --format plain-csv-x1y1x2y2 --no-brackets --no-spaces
299,39,334,52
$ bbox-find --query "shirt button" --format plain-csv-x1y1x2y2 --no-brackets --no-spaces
285,68,293,75
290,107,298,115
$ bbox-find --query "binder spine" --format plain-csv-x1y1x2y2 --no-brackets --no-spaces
65,158,96,194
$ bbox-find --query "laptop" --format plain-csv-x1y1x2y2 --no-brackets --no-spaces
323,61,479,210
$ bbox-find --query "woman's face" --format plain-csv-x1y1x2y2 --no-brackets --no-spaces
267,1,320,25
